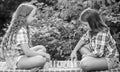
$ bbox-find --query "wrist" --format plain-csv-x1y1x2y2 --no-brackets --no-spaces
87,53,97,57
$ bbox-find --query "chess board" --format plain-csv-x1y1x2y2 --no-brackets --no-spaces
0,61,120,72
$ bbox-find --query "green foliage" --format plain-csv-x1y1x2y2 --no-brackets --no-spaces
56,0,83,21
102,2,120,39
31,3,87,60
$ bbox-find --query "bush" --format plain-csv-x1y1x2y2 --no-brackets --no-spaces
29,1,86,60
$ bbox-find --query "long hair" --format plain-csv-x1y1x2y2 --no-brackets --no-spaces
0,3,35,59
86,9,108,35
80,8,108,36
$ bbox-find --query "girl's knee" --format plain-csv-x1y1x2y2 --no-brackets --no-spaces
36,45,46,52
17,56,47,69
80,58,91,71
35,55,47,66
81,62,90,71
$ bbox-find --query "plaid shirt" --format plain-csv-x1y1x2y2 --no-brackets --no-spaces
10,27,29,55
16,27,28,47
81,30,119,58
16,26,37,48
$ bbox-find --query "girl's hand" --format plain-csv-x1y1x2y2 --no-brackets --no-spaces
43,53,51,62
44,53,51,62
70,50,77,61
35,50,50,61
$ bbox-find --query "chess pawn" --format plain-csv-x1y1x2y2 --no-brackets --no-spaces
71,61,74,68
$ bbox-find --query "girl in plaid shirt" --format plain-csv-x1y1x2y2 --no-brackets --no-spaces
71,8,119,71
1,1,50,69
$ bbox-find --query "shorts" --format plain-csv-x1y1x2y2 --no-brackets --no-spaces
105,57,119,69
5,55,23,69
14,56,23,69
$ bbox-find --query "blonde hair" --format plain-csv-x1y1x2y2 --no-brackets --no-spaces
0,2,36,59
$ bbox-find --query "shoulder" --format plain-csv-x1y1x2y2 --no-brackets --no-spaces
17,27,27,35
97,30,110,42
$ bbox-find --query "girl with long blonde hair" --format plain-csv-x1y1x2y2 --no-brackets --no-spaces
1,1,50,69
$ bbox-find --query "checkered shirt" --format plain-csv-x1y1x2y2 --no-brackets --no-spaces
81,30,119,58
16,27,28,47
